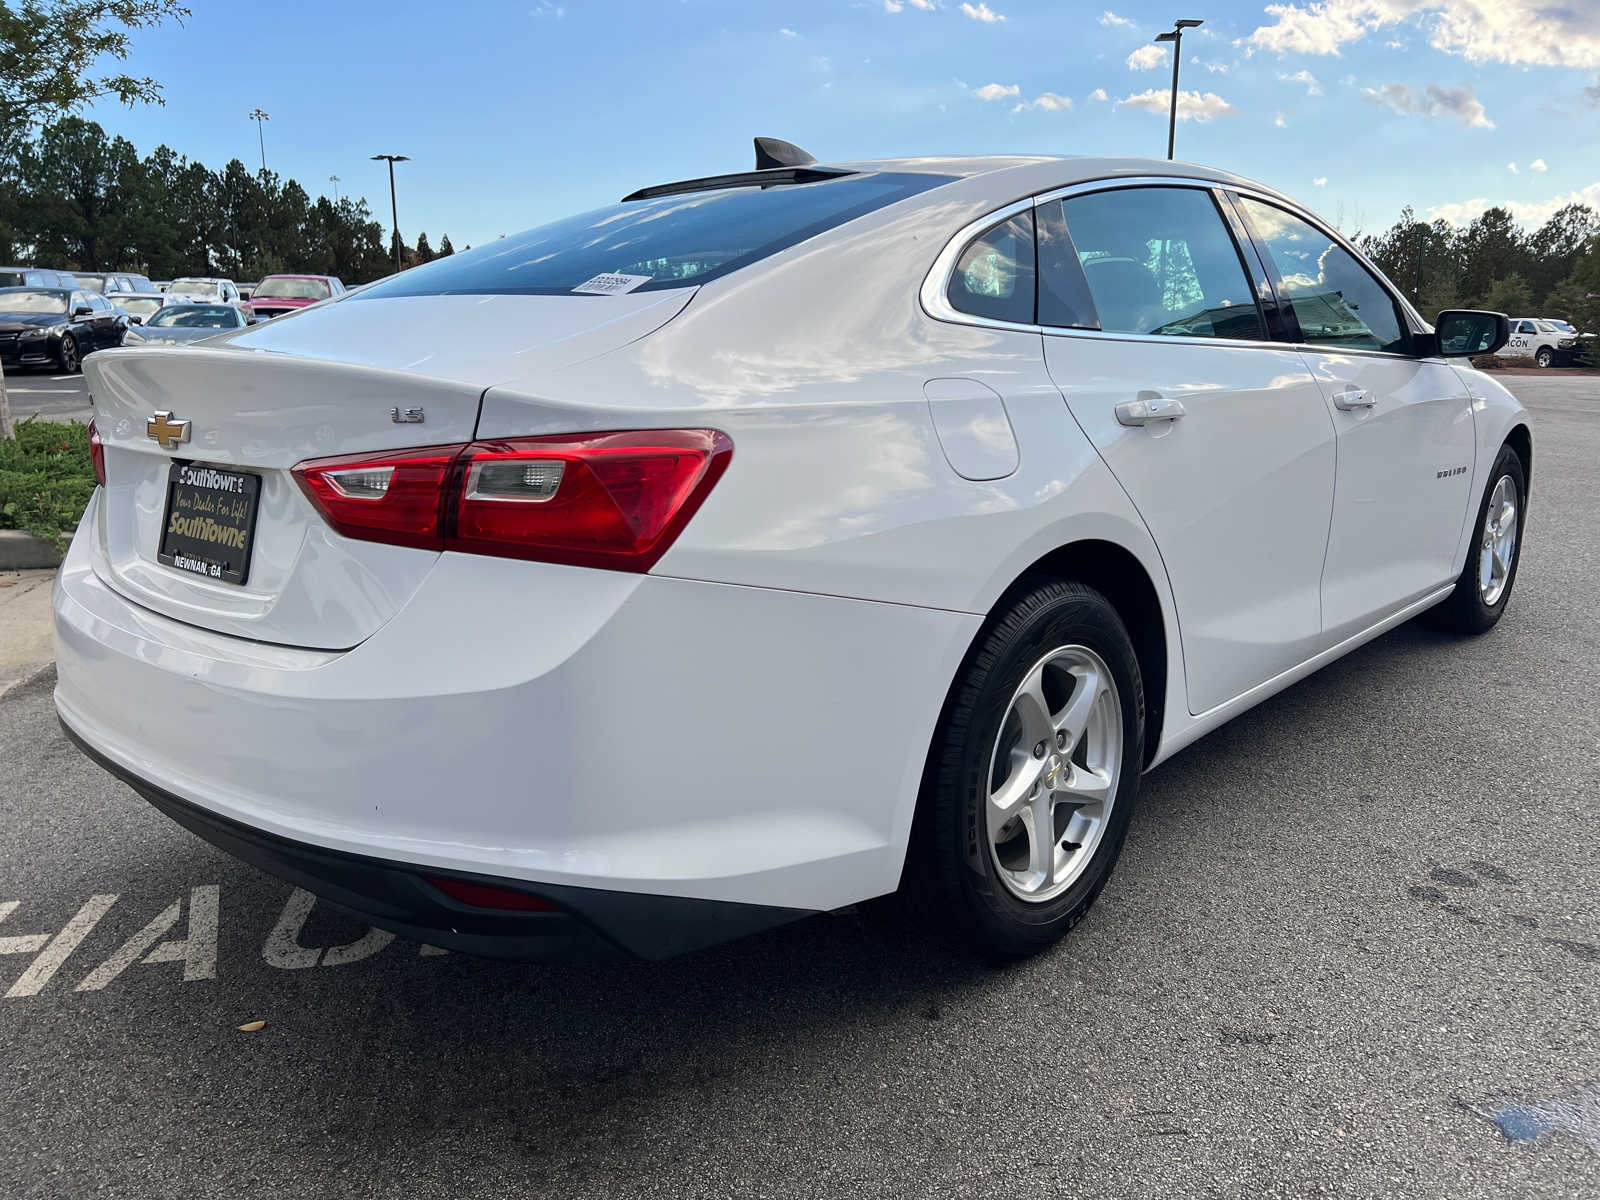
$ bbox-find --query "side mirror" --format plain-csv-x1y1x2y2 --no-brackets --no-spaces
73,305,93,317
130,316,143,325
1423,310,1511,359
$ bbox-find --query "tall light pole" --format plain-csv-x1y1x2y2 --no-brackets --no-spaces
371,154,409,274
248,109,270,174
1153,19,1203,160
329,174,341,203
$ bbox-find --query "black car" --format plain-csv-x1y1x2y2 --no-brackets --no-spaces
0,286,129,373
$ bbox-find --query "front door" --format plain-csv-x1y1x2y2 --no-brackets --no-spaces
1039,184,1338,715
1234,197,1477,644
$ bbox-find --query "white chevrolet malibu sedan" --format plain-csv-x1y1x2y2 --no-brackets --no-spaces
56,143,1527,963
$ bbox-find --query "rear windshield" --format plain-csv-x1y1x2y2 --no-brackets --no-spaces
169,280,221,297
254,277,331,300
116,296,165,315
0,289,67,313
357,172,954,299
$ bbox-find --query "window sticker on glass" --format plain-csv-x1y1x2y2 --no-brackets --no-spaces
571,273,653,296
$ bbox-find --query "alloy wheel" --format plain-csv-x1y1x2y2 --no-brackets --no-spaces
1478,474,1518,607
985,644,1123,903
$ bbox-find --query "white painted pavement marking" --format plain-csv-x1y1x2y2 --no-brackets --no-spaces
0,899,51,955
146,884,219,980
76,901,179,991
263,888,320,969
5,895,117,997
263,887,395,968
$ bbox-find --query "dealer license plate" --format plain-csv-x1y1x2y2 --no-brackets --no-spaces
157,463,261,585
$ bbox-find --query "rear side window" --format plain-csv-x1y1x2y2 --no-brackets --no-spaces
1058,187,1265,340
1237,198,1406,354
1036,202,1099,329
359,172,954,299
947,211,1035,325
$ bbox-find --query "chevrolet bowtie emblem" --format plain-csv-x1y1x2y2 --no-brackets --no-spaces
147,410,191,449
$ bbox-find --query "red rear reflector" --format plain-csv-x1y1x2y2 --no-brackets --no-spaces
88,419,106,487
424,876,559,912
449,429,733,572
292,444,464,551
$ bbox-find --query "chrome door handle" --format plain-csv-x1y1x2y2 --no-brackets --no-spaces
1114,397,1186,426
1333,388,1374,410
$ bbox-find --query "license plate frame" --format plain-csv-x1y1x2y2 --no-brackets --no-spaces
157,462,262,586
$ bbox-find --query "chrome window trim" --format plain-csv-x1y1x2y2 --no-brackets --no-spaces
921,174,1288,350
919,196,1041,333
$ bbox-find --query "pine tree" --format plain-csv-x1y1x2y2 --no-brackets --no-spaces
437,234,454,257
414,231,432,263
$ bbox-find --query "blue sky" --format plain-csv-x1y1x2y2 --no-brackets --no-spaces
81,0,1600,249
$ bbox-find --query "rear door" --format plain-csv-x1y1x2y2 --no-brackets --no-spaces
1039,183,1338,715
1233,195,1476,645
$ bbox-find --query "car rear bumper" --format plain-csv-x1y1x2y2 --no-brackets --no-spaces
53,495,978,954
59,720,809,962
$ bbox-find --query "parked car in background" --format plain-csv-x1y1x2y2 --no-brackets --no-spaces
0,285,127,372
245,273,345,320
108,291,172,325
238,281,259,301
74,271,159,295
166,277,242,305
153,281,172,292
123,303,253,346
0,266,79,289
1504,317,1594,367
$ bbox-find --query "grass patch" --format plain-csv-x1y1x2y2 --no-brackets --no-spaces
0,417,97,550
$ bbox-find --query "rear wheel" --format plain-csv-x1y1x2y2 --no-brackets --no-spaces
898,578,1145,961
1536,347,1554,368
57,334,80,374
1420,444,1525,635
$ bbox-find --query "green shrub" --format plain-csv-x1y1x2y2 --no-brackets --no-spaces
0,417,98,550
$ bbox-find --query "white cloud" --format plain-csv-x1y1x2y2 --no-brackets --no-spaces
961,2,1004,21
1089,87,1108,100
1507,162,1519,173
780,28,798,37
1244,1,1600,70
1279,69,1324,94
1274,108,1296,125
1099,10,1133,26
531,0,563,15
1120,89,1241,121
973,82,1021,100
1426,183,1600,226
1314,176,1329,186
909,0,936,7
1363,81,1493,126
1205,60,1231,73
1127,45,1168,70
1531,158,1548,171
884,0,903,10
1014,92,1073,112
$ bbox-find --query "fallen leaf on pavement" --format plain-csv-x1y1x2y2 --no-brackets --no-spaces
237,1020,266,1031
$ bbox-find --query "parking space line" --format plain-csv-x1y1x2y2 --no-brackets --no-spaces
77,900,180,991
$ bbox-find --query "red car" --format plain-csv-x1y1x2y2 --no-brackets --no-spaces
246,274,346,320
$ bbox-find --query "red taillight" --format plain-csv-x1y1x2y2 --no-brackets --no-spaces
292,444,463,551
450,429,733,572
290,429,731,572
423,876,559,912
88,419,106,487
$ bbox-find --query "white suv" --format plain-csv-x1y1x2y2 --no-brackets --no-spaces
165,277,242,306
58,149,1528,963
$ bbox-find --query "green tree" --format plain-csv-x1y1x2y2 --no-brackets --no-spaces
1482,272,1532,317
437,233,454,258
414,231,431,263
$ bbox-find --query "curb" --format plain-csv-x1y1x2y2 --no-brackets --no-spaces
0,529,68,570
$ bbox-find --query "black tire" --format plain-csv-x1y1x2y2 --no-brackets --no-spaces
57,334,80,374
1536,348,1554,368
1419,444,1526,635
898,578,1146,962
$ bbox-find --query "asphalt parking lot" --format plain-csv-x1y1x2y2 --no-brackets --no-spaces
1,371,92,424
2,375,1597,1199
